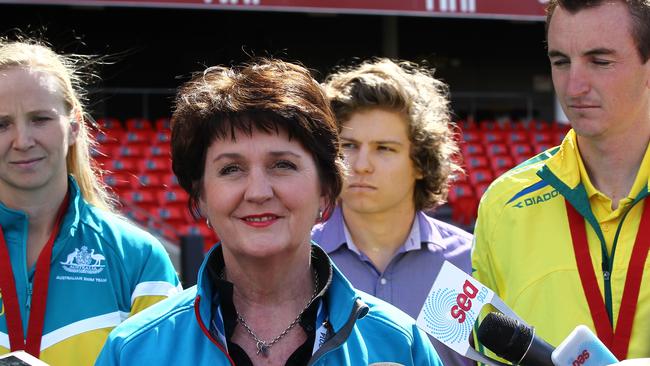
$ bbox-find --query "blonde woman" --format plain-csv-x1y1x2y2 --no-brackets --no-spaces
0,38,180,365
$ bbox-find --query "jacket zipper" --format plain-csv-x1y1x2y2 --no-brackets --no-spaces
26,282,33,309
306,298,369,366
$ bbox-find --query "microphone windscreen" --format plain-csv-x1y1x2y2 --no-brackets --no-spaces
477,312,534,362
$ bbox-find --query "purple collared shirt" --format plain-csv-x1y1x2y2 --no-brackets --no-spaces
312,206,473,366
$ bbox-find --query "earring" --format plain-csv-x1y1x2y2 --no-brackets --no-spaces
206,218,212,228
317,209,323,222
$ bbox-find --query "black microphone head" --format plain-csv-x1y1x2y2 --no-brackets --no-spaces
477,312,534,363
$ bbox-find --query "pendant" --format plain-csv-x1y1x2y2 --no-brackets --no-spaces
256,340,270,357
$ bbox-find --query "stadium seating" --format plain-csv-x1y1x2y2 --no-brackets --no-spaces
155,117,172,130
96,117,569,241
103,172,132,194
447,119,570,226
147,144,172,158
125,118,153,130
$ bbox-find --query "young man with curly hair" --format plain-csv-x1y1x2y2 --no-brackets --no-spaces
312,58,473,366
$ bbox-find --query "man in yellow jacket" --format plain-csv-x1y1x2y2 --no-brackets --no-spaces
473,0,650,361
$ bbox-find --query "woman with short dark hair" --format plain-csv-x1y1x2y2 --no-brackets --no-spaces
96,58,441,366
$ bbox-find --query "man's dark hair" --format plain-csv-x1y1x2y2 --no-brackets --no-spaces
546,0,650,62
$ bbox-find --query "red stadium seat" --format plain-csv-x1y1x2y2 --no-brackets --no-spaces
458,120,475,131
468,168,494,186
530,120,552,131
157,188,189,206
478,120,499,131
475,182,491,198
155,117,172,130
122,190,158,210
105,158,139,173
113,145,147,159
530,131,553,144
125,118,153,130
448,183,478,226
139,157,172,174
510,143,533,158
150,206,189,226
124,130,154,146
102,172,132,194
461,130,481,143
132,173,165,192
497,120,514,131
466,156,489,170
147,145,171,158
90,144,112,160
161,173,181,188
485,143,509,156
461,142,485,156
96,117,123,130
533,143,554,154
489,155,514,172
447,183,474,203
94,129,124,147
505,131,529,144
153,130,171,145
482,131,505,144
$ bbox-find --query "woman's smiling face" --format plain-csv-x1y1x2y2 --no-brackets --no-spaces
200,127,324,259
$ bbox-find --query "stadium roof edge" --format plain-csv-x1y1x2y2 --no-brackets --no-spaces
0,0,547,22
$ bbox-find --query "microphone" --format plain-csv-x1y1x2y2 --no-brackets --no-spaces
551,325,618,366
477,312,554,366
477,312,619,366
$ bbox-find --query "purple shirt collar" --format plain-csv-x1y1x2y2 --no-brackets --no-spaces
313,206,446,254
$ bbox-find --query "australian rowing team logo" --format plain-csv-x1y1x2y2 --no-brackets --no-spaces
60,246,106,274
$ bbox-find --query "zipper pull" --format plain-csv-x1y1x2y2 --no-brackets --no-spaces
602,262,611,282
26,282,33,310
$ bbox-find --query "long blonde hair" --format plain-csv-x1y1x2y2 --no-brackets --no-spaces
0,38,115,210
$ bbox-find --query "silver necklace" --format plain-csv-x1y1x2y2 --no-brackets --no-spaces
235,270,319,357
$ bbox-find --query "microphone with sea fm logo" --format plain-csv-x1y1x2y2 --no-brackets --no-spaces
416,261,620,366
416,261,522,366
477,312,619,366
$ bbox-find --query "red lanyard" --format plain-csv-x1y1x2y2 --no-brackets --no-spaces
0,193,69,358
565,199,650,360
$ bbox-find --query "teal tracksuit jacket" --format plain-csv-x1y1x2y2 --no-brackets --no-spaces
95,244,442,365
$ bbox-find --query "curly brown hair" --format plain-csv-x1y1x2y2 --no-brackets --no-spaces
323,58,462,211
170,58,344,219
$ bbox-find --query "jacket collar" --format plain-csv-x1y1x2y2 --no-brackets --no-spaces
542,129,650,196
537,130,650,249
0,175,82,233
194,242,364,337
0,176,83,268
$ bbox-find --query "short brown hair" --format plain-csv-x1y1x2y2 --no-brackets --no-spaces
546,0,650,62
323,58,462,211
171,58,344,219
